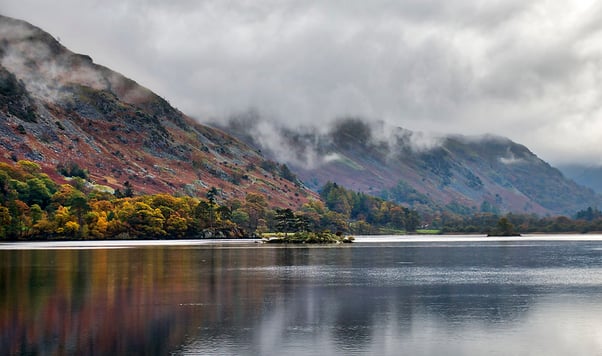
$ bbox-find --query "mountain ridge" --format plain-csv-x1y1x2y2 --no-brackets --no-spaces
216,115,600,216
0,15,317,208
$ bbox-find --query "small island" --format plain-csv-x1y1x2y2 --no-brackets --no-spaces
264,208,354,244
263,231,354,244
487,217,521,237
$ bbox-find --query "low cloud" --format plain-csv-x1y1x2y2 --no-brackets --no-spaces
0,16,156,108
0,21,104,102
499,155,524,165
219,113,443,169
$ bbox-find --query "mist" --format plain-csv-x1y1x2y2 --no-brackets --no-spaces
3,1,602,165
0,16,157,111
216,113,443,169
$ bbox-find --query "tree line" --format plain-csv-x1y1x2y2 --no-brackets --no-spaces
0,161,422,240
435,208,602,234
4,160,598,240
320,181,421,234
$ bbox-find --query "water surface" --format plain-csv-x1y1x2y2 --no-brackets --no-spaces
2,235,602,355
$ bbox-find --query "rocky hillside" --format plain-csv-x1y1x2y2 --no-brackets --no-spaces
0,15,316,207
219,116,600,216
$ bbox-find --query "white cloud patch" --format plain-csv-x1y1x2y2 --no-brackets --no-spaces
499,154,524,165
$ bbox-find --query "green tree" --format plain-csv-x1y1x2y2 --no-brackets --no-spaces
120,201,166,237
70,193,91,237
25,178,53,208
0,205,11,239
6,200,30,239
29,204,44,225
492,217,517,236
194,200,215,230
231,209,249,229
217,205,232,223
275,208,297,236
123,181,134,198
207,187,218,204
404,209,420,232
279,164,296,182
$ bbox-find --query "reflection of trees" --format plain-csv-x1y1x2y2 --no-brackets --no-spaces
0,246,279,355
2,243,579,354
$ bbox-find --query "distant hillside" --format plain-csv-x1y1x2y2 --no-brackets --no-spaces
218,116,600,216
558,165,602,194
0,15,316,207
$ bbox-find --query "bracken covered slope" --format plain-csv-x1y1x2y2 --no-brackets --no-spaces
0,15,316,207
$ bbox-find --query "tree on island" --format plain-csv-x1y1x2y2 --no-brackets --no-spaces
489,217,520,236
275,208,298,237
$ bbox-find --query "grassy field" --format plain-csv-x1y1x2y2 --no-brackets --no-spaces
414,229,442,235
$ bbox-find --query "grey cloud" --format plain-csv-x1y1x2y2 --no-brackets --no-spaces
2,0,602,165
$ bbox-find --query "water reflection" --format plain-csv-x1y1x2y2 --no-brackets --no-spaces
2,241,602,355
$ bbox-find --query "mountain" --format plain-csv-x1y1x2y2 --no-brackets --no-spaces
218,116,600,216
3,15,595,217
557,165,602,194
0,15,316,207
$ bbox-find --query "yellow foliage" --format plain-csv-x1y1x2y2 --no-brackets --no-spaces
90,200,114,213
17,160,41,174
0,206,10,226
88,212,109,238
52,184,78,206
166,212,188,238
54,206,73,225
33,216,55,235
63,221,80,236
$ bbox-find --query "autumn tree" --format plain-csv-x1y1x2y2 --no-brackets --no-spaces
244,193,267,232
0,205,11,239
119,201,166,238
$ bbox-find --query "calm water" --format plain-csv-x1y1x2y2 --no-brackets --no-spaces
2,235,602,355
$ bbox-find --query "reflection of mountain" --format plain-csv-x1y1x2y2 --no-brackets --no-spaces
3,242,602,354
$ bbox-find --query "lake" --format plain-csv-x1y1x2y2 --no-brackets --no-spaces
2,235,602,355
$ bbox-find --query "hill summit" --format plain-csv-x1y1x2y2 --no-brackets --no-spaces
0,15,316,207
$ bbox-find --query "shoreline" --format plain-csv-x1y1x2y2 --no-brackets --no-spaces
0,238,261,250
4,233,602,249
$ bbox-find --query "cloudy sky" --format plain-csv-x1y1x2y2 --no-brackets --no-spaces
3,0,602,166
